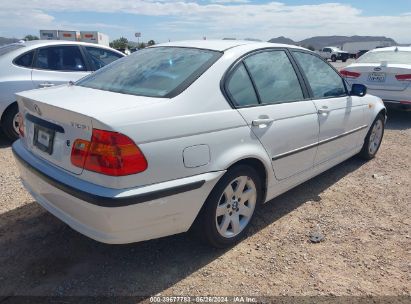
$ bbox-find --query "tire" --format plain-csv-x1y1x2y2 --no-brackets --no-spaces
198,165,263,248
331,55,337,62
359,113,385,160
1,103,19,141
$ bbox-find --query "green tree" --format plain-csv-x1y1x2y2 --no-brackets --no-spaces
109,37,129,50
24,35,39,41
147,39,155,46
138,42,147,49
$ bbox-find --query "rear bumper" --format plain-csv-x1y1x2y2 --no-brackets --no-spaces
346,86,411,111
382,100,411,111
12,140,224,244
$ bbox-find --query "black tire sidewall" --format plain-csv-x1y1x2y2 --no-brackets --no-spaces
360,114,385,159
2,103,19,141
201,165,262,248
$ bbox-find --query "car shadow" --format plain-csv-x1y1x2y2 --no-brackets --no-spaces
0,156,367,297
0,132,12,148
385,109,411,131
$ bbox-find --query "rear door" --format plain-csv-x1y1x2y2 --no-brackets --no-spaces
292,51,367,165
224,49,319,180
31,45,90,88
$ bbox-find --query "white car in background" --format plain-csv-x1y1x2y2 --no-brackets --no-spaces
12,40,385,248
0,40,124,140
317,47,350,62
340,46,411,111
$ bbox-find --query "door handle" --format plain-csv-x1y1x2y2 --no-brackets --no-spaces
318,107,330,115
252,118,274,127
38,82,55,88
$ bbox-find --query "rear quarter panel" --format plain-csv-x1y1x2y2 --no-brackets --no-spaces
79,47,277,190
0,65,35,117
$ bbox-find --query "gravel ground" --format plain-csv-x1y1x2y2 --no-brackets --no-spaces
0,109,410,299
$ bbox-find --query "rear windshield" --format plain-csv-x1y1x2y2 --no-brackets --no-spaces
77,47,222,98
0,43,25,56
357,50,411,64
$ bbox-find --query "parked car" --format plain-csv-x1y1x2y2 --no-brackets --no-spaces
355,50,369,59
317,47,350,62
340,46,411,111
0,40,124,140
12,40,385,248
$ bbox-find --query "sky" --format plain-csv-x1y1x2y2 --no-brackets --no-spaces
1,0,411,43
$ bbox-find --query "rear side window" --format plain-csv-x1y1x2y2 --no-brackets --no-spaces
77,47,221,98
85,47,123,70
293,51,346,99
35,46,86,71
226,63,259,107
244,51,304,104
14,51,34,67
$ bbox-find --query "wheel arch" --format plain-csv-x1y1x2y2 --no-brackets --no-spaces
213,143,275,205
371,98,387,126
0,101,18,126
189,155,272,237
225,157,268,204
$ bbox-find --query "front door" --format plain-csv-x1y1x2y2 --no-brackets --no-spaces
292,51,367,164
224,49,319,180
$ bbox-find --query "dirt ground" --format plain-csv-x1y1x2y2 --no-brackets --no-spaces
0,109,410,299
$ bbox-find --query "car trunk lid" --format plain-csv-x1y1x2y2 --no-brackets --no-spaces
16,85,166,175
344,63,411,91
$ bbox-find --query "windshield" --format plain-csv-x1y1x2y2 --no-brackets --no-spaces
357,50,411,64
77,47,222,98
0,43,25,56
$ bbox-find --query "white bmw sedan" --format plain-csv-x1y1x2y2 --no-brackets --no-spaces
340,46,411,111
12,40,386,247
0,40,124,140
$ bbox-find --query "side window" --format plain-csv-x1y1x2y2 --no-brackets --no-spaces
85,47,123,70
35,46,86,71
14,51,34,68
226,63,259,107
293,51,346,99
244,51,304,104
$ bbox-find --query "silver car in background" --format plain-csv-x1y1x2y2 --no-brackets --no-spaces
0,40,124,140
13,40,385,248
340,46,411,111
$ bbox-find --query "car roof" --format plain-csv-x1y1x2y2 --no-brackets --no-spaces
154,40,306,52
7,40,122,53
369,46,411,52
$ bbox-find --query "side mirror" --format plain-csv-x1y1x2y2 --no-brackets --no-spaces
350,84,367,97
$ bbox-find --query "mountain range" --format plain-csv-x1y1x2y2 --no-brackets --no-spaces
0,35,405,49
268,36,398,50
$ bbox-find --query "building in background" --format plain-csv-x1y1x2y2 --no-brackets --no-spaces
39,30,109,46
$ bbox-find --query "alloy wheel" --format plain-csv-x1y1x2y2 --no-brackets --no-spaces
215,176,257,238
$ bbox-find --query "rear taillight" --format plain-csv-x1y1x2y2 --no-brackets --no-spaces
395,74,411,81
340,69,361,78
71,129,147,176
18,113,24,137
